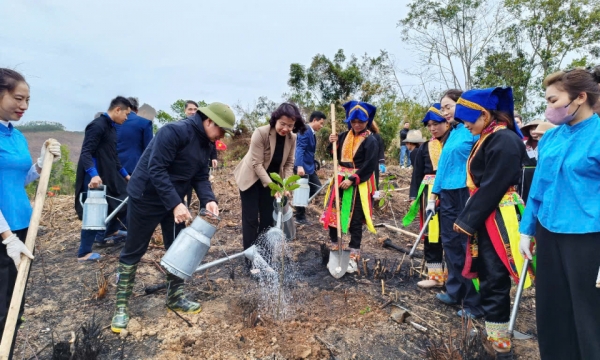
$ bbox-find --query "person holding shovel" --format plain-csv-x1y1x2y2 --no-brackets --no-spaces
404,104,450,289
0,68,61,358
321,101,379,270
452,87,532,359
519,67,600,360
111,102,233,333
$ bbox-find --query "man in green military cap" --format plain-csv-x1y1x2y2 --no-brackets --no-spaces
110,102,235,333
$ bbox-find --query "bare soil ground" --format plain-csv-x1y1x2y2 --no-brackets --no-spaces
12,165,540,359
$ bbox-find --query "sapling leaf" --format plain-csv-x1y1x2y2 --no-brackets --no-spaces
287,184,301,191
284,174,301,187
268,182,281,192
270,172,284,185
379,199,385,207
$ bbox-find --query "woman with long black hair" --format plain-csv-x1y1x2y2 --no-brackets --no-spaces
0,68,61,358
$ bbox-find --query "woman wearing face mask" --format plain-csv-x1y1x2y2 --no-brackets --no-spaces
426,90,483,318
0,68,61,358
234,103,304,252
453,87,532,359
519,67,600,360
322,101,378,271
404,104,451,288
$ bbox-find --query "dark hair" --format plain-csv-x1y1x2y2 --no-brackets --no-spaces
544,66,600,107
489,110,516,132
514,112,522,121
185,100,198,109
441,89,463,103
269,102,306,134
127,97,139,112
369,121,380,134
0,68,27,97
108,96,132,111
309,111,326,123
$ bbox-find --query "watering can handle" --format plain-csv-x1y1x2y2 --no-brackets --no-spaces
79,192,84,207
199,208,221,222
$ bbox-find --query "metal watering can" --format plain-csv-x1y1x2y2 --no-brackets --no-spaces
272,198,295,240
161,209,218,280
291,178,310,207
79,185,128,230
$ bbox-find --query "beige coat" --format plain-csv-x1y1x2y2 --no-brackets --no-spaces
234,125,296,191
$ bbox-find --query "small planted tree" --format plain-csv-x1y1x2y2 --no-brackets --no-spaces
268,173,301,202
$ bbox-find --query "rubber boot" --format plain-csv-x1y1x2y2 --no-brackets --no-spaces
166,273,201,314
111,262,138,333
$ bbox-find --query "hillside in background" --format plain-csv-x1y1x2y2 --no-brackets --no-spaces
22,130,84,164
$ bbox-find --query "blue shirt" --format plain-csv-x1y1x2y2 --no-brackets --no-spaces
0,123,34,231
432,123,479,194
520,113,600,235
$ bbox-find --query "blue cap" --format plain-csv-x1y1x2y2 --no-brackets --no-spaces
455,87,523,138
343,101,377,129
421,103,446,124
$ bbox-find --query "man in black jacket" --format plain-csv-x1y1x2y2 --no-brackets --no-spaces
111,102,235,333
75,96,132,262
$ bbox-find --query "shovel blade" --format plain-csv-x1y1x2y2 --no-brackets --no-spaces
327,250,351,279
513,330,534,340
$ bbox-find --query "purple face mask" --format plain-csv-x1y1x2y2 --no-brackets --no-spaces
545,100,580,125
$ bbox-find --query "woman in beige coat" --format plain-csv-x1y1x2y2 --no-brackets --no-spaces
234,103,305,250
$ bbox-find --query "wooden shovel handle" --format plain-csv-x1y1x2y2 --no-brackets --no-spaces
0,143,54,358
330,103,342,238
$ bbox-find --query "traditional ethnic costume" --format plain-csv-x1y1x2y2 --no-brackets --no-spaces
321,101,378,263
453,87,533,356
404,104,449,287
520,113,600,360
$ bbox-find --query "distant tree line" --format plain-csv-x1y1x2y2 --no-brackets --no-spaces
16,121,66,133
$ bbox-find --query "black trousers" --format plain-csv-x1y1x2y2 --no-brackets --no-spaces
0,228,28,360
329,186,366,249
535,223,600,360
439,188,482,315
240,180,274,250
120,196,185,265
476,227,511,323
295,172,321,220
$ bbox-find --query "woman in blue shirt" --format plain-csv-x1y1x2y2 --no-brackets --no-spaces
425,90,483,319
0,69,61,358
519,67,600,360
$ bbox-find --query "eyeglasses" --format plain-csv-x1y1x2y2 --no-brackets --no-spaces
278,121,295,130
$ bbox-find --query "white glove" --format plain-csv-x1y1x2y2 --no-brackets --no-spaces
37,138,61,168
425,199,436,217
2,234,34,267
519,234,533,260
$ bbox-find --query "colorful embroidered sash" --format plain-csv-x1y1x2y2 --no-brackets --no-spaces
341,129,370,163
402,175,440,243
429,139,442,171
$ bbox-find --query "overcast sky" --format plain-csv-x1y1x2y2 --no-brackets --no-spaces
1,0,412,131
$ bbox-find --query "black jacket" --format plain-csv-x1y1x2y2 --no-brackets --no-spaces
127,113,216,211
455,129,526,235
328,129,378,184
373,133,385,164
75,115,128,220
400,128,409,141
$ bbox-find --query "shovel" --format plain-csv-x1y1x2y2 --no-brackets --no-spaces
326,103,350,279
408,212,434,258
508,259,534,340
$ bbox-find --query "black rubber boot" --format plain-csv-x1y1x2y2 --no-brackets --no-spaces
166,273,201,313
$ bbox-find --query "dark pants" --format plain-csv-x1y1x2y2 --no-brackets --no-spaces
0,228,28,360
119,195,185,265
535,223,600,360
329,187,366,249
439,188,482,315
240,180,274,250
476,227,511,323
295,172,321,220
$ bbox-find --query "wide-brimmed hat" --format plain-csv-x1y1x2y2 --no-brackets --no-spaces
520,119,543,138
198,102,236,135
421,103,446,124
531,122,556,136
455,87,524,138
343,101,377,129
402,129,427,144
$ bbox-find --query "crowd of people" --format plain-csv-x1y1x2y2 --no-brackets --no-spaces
1,64,599,359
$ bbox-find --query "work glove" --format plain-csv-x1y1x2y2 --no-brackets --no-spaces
379,164,386,173
2,233,34,267
519,234,533,260
425,199,437,217
37,139,61,168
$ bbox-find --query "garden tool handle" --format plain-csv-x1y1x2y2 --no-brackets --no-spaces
409,212,433,258
596,266,600,288
200,208,221,222
330,103,342,240
509,259,530,333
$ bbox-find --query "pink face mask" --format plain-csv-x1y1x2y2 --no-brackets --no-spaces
545,100,580,125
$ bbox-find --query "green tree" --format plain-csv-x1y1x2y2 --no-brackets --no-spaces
232,96,278,132
26,144,76,197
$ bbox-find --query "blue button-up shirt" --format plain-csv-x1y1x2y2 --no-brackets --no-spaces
520,113,600,235
432,123,479,194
